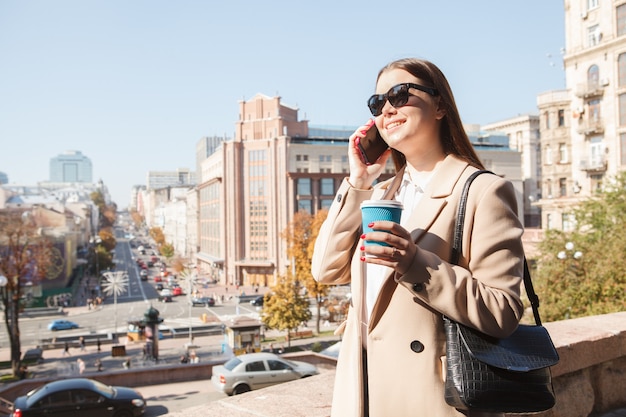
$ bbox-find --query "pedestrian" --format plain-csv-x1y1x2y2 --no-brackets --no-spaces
77,358,85,374
79,336,85,351
96,338,101,352
63,341,71,357
95,358,103,372
123,358,130,369
311,58,525,417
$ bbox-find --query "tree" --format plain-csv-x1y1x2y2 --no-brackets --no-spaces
281,210,330,334
535,172,626,321
261,274,311,347
0,209,51,377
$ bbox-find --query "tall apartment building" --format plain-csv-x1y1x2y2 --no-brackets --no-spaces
482,115,542,227
49,150,93,183
195,94,523,288
146,168,196,190
535,1,626,230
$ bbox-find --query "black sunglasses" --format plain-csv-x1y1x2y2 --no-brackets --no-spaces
367,83,439,117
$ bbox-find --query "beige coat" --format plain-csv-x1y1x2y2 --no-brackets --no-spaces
311,155,525,417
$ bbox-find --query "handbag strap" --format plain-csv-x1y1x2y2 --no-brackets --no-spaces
451,170,543,326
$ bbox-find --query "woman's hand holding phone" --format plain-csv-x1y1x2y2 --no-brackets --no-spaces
348,119,391,189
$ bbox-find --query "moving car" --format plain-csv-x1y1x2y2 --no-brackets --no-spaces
47,320,79,331
11,377,146,416
158,288,173,303
171,285,183,296
190,296,215,307
211,352,319,396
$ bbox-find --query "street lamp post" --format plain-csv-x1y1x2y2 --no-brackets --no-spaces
102,271,128,343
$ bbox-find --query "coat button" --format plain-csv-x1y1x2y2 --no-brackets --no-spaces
412,283,424,292
336,194,342,203
410,340,424,353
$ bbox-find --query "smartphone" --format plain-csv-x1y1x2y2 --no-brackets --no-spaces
355,124,388,165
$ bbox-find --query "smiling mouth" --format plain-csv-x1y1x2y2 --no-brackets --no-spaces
386,121,404,130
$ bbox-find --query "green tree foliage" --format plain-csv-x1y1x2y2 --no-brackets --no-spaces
535,172,626,321
281,209,329,334
261,275,312,346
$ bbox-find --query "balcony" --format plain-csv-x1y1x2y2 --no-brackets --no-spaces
579,158,607,172
575,81,606,98
576,118,604,135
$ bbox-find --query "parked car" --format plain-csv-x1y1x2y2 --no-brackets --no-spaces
11,377,146,417
190,296,215,307
250,295,267,307
47,320,79,331
155,283,164,291
211,352,319,396
171,286,183,296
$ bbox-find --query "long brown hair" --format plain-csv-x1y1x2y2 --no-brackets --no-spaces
376,58,484,171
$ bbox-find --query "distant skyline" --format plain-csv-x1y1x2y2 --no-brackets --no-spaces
0,1,566,208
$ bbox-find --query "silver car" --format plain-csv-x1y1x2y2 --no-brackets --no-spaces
211,352,319,395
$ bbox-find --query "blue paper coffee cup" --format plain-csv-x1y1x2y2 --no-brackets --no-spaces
360,200,403,246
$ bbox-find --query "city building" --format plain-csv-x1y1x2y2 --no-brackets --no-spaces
482,115,542,227
533,1,626,230
49,150,93,183
0,171,7,185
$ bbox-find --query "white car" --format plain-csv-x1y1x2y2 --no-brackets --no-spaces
211,352,319,395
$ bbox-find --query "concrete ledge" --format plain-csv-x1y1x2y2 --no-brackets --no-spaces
2,312,625,417
168,312,626,417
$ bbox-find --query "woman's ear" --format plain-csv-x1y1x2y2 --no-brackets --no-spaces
435,99,446,120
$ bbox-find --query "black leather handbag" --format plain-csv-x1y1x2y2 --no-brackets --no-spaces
443,170,560,413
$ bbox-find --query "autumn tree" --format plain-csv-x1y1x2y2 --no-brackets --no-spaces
535,171,626,321
261,274,312,347
281,209,329,334
0,209,51,378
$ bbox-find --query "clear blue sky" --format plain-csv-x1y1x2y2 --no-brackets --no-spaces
0,1,565,208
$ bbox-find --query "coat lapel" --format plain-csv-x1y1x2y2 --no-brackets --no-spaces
368,155,470,329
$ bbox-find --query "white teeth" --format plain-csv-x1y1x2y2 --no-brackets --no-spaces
387,121,403,129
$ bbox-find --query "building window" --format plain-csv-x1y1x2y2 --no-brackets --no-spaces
587,65,600,88
546,178,553,198
319,155,331,163
341,156,348,163
558,109,565,126
545,146,553,165
321,199,333,210
559,178,567,197
562,213,575,232
587,0,598,10
621,133,626,166
589,98,601,122
320,178,334,195
558,143,568,163
298,199,312,214
617,4,626,36
297,178,311,195
589,137,604,168
619,54,626,87
588,25,601,47
620,94,626,126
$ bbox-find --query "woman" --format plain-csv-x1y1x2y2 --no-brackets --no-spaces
311,58,525,417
